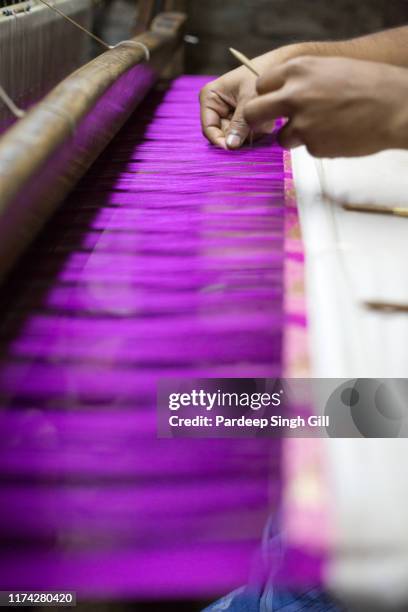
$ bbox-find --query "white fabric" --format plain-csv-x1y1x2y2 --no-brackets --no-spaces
291,147,408,604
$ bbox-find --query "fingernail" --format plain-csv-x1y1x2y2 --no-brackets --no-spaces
226,133,242,149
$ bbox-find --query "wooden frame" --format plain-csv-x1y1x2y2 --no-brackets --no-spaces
0,11,186,281
134,0,158,34
0,0,93,131
134,0,187,34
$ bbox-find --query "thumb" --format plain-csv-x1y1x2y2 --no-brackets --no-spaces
225,102,250,150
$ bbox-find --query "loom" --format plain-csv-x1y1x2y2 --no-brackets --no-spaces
0,0,350,608
0,0,92,130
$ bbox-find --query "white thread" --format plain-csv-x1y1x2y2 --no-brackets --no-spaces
112,40,150,62
0,84,25,119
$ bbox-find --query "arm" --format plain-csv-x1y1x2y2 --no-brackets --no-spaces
253,26,408,70
200,26,408,149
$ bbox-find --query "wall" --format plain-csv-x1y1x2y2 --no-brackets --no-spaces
185,0,408,74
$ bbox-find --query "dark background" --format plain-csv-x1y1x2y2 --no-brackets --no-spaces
185,0,408,74
96,0,408,75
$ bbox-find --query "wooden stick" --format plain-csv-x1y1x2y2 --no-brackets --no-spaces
343,203,408,218
365,301,408,313
229,48,259,76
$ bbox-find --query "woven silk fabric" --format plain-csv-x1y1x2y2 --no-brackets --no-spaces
0,76,314,598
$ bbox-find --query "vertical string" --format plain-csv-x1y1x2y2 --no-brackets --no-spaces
36,0,112,50
35,0,151,58
315,158,328,201
0,0,150,130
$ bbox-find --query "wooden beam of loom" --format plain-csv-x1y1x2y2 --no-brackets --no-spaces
0,11,186,282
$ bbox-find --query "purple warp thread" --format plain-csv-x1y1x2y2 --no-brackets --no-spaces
0,76,301,599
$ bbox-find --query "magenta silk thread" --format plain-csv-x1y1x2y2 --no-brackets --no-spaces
0,76,309,598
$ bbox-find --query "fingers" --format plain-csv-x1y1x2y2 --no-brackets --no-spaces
244,92,291,130
200,75,288,149
225,102,250,149
200,86,231,148
203,107,227,148
276,120,304,150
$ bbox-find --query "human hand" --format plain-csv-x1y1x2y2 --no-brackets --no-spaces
199,65,261,150
198,44,313,149
244,56,408,157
